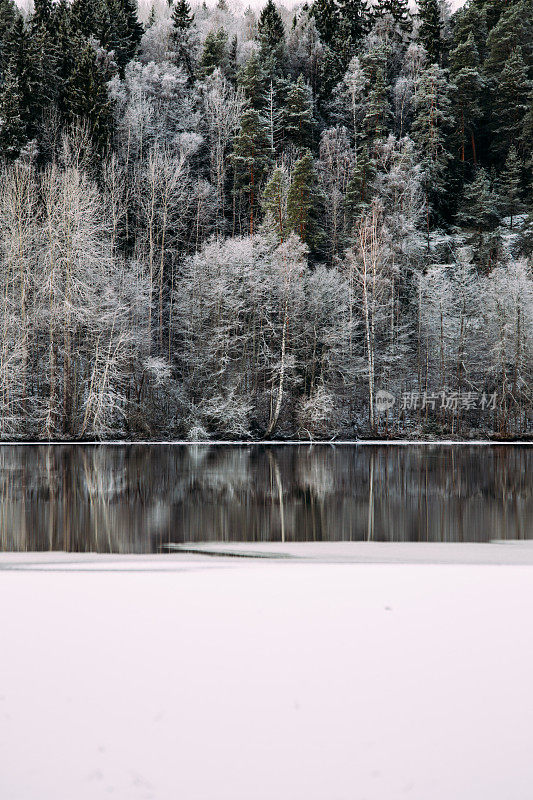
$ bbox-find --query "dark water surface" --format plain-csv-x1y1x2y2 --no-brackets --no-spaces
0,444,531,552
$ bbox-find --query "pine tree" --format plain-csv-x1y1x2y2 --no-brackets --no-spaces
411,62,453,223
522,88,533,196
70,0,98,38
26,21,61,124
31,0,54,31
417,0,442,64
451,2,488,62
0,16,43,139
117,0,144,58
257,0,286,77
0,0,19,42
372,0,412,35
449,34,484,164
0,68,27,158
497,145,524,228
310,0,339,49
335,0,370,66
232,108,272,234
64,40,113,149
345,145,375,221
237,51,269,112
484,0,533,79
2,15,28,79
227,34,238,84
99,0,134,72
362,66,391,144
287,149,325,256
473,0,513,34
492,48,531,161
53,2,81,118
200,28,229,78
262,165,290,242
457,167,500,231
171,0,194,30
282,74,315,149
171,0,197,82
258,0,285,51
70,0,142,71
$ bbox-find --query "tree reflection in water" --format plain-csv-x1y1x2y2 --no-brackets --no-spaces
0,445,530,553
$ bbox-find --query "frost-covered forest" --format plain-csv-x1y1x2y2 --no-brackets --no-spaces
0,0,531,439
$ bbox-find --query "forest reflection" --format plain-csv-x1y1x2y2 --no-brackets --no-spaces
0,445,531,553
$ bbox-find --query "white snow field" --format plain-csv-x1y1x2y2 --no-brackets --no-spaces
2,546,533,800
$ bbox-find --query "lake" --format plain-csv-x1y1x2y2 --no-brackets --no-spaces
0,444,531,552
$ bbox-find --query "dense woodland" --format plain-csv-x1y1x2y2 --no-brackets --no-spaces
0,0,531,439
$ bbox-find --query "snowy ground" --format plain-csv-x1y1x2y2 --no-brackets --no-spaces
2,546,533,800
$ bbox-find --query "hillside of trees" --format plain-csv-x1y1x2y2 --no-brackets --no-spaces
0,0,531,440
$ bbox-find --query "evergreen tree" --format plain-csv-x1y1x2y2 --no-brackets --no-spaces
70,0,143,71
146,5,156,28
99,0,134,72
372,0,412,35
360,45,391,145
451,1,488,62
262,165,290,242
2,15,28,79
237,52,269,112
345,145,375,220
70,0,98,38
171,0,198,82
287,149,325,256
417,0,442,64
335,0,370,66
172,0,194,30
227,34,238,84
0,16,50,140
411,62,453,221
53,1,81,118
0,0,19,41
484,0,533,80
310,0,368,99
522,88,533,195
31,0,54,32
472,0,512,34
449,33,484,164
310,0,339,49
497,145,524,228
457,167,500,231
119,0,144,53
232,108,272,234
64,40,113,149
27,21,61,121
492,48,531,161
0,67,27,158
450,30,480,74
282,74,315,149
257,0,285,51
200,28,229,78
257,0,286,78
362,66,391,143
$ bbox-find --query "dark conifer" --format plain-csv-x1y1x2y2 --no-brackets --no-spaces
417,0,442,64
64,40,113,149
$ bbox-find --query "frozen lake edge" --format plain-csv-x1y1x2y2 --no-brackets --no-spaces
2,549,533,799
4,541,533,569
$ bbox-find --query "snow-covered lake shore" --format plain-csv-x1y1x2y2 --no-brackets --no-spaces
2,547,533,799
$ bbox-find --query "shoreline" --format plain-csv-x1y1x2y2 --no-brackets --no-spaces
4,542,533,568
0,439,531,446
